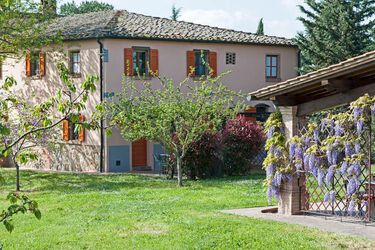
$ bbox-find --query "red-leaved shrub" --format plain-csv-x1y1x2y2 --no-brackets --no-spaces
219,117,264,175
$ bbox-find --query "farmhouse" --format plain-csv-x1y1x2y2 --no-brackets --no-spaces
0,9,299,173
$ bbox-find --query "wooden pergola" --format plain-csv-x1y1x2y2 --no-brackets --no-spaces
249,50,375,215
251,50,375,117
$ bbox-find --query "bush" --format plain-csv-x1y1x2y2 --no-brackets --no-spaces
183,117,264,179
183,132,220,179
220,117,264,175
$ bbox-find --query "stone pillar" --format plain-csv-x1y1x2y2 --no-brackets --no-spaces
278,106,306,215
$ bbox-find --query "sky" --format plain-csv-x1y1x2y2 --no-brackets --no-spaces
57,0,305,39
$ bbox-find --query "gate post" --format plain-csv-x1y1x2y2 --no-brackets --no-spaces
278,106,306,215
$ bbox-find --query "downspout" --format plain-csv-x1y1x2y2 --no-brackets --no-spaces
97,39,104,173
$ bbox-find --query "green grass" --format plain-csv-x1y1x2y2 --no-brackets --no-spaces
0,169,373,249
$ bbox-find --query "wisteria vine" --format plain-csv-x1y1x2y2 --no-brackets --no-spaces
263,94,374,215
263,112,292,204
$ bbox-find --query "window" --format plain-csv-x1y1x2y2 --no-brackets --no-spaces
30,52,40,77
266,55,279,79
63,114,85,142
226,52,236,65
194,50,209,77
69,51,81,76
133,47,149,76
69,119,80,140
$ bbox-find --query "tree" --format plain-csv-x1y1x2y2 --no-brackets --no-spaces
59,0,114,16
0,0,58,58
256,18,264,35
0,64,100,231
0,64,100,192
171,4,182,21
111,71,243,186
296,0,375,73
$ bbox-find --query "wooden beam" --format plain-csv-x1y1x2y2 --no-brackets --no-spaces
297,81,375,116
321,79,352,92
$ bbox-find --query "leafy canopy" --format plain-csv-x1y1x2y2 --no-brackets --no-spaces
0,0,59,57
111,71,243,186
59,0,114,16
256,18,264,35
296,0,375,73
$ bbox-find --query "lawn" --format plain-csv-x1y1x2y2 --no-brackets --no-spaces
0,169,373,249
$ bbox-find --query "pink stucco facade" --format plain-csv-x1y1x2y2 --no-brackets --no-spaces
0,38,299,172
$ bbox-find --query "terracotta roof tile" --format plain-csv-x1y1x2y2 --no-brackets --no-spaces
47,10,296,46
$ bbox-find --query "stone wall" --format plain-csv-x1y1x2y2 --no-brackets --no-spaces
22,143,100,172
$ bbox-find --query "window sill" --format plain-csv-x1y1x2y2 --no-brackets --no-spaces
29,76,42,80
130,76,152,81
266,77,281,83
70,73,82,79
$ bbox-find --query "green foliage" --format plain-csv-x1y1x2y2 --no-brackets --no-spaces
111,72,243,186
256,18,264,35
0,0,60,57
0,63,100,231
0,192,41,233
59,0,114,16
171,4,182,21
296,0,375,73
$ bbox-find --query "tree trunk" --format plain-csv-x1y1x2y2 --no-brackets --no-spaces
14,159,20,192
176,153,183,187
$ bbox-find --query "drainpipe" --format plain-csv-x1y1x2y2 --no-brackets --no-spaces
97,39,104,173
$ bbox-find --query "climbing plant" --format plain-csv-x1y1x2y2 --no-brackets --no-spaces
263,112,291,203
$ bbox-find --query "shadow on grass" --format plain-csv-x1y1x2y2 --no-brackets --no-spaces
0,169,265,193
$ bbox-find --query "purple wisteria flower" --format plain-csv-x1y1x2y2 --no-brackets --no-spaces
330,191,335,204
348,199,356,215
308,154,315,171
356,120,364,135
371,104,375,115
303,154,309,171
317,168,326,187
331,149,338,165
289,143,296,160
326,149,333,165
325,165,335,186
344,143,352,157
313,129,319,141
266,164,276,177
341,161,348,175
347,178,360,196
334,123,344,136
323,192,330,203
274,148,282,158
267,126,275,139
353,107,363,121
295,147,303,160
296,163,303,176
273,172,283,187
348,161,361,177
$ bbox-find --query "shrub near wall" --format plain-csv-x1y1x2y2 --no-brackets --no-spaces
183,117,264,179
220,117,264,175
183,132,219,180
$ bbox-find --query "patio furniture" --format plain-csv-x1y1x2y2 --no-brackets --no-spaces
153,153,170,175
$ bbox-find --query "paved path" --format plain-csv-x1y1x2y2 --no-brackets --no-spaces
222,207,375,240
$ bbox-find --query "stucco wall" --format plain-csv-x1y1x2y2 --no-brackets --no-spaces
101,39,298,171
0,40,102,172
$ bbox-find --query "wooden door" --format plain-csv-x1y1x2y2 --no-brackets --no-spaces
132,139,147,167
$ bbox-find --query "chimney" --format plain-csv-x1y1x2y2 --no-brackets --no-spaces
41,0,57,15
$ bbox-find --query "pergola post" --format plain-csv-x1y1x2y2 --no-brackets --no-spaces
278,106,306,215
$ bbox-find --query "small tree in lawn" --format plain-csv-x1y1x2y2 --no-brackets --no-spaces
0,63,100,231
111,71,243,186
